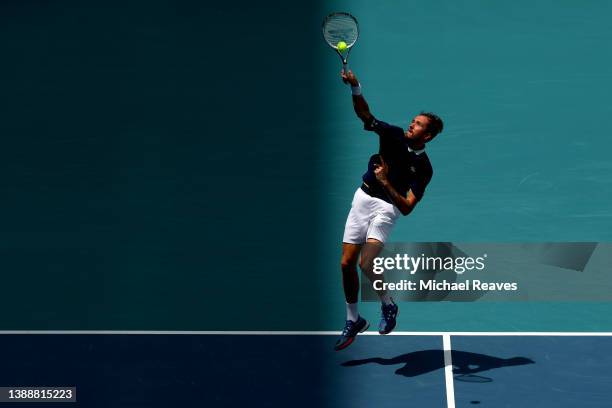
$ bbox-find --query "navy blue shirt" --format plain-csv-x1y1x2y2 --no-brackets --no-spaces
361,117,433,204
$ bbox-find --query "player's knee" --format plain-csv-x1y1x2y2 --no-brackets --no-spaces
341,258,357,273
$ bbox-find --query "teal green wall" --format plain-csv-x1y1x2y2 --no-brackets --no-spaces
0,1,324,330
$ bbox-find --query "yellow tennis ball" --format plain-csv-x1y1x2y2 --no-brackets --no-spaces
337,41,348,53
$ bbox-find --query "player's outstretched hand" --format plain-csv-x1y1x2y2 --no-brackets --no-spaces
341,69,359,86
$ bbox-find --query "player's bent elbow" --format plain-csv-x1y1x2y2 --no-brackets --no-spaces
400,203,417,216
400,207,412,216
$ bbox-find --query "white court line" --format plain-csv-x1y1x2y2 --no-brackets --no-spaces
0,331,611,335
442,334,456,408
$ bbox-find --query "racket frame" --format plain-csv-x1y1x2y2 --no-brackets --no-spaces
321,11,360,74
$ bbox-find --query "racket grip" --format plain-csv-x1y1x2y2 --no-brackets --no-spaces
342,62,349,84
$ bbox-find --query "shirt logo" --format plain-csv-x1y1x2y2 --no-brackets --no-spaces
410,166,416,173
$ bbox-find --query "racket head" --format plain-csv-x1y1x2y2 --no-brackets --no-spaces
322,12,359,52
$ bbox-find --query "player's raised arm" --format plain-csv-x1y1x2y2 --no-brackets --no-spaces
341,70,373,125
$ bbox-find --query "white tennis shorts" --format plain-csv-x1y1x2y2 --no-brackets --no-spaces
342,187,401,244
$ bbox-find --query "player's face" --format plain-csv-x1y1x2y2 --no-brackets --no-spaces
406,115,432,143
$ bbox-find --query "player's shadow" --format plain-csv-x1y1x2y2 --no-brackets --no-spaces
342,350,534,378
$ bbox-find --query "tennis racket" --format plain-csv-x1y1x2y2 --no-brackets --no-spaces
322,12,359,76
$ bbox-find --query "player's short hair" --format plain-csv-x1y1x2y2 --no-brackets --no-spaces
419,112,444,138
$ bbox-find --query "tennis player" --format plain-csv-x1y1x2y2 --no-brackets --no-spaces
335,70,444,351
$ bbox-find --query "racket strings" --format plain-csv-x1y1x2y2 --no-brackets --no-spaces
322,13,358,48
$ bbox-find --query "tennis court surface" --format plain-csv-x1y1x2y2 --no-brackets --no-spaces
2,331,611,407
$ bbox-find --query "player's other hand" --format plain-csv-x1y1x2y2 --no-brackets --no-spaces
341,69,359,86
374,157,389,183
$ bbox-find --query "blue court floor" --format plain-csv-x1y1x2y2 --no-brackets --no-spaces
0,332,610,407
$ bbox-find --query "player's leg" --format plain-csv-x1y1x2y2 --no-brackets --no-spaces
335,189,371,351
359,238,385,294
363,212,400,334
340,188,370,315
340,243,361,305
335,243,370,351
359,238,394,304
